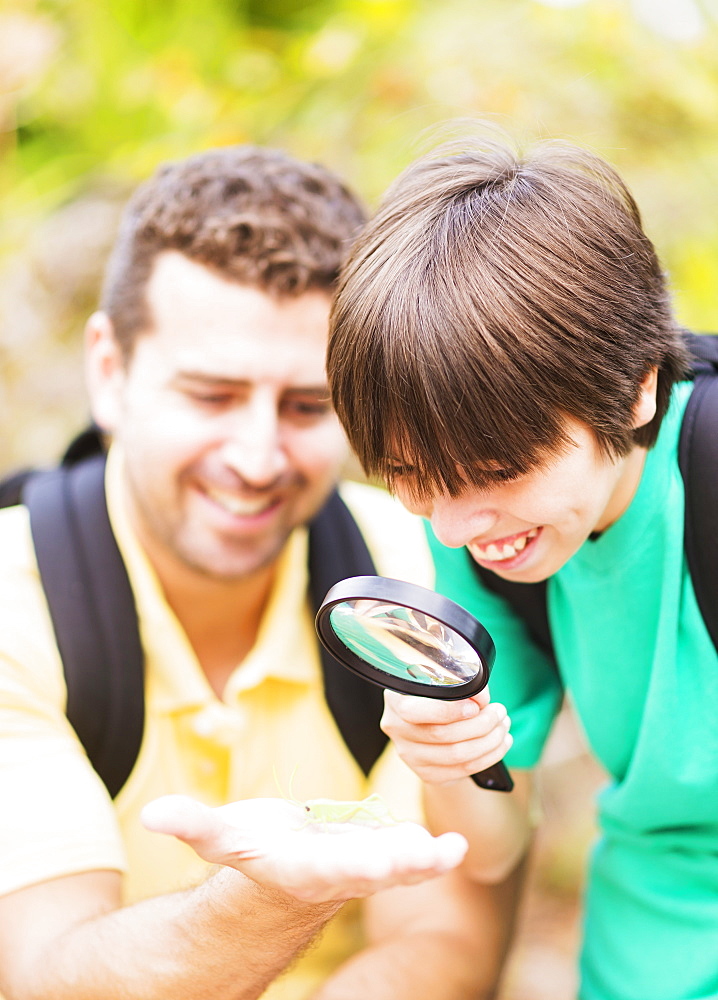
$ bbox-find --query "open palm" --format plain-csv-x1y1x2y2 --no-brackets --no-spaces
141,794,467,904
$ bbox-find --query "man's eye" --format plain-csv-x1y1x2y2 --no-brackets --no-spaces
284,400,332,419
188,391,233,406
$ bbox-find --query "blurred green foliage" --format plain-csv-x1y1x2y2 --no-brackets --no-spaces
1,0,718,467
2,0,717,321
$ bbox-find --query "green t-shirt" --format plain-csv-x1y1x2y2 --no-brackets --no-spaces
428,381,718,1000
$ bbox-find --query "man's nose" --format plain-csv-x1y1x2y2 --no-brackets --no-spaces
219,400,288,487
429,493,499,549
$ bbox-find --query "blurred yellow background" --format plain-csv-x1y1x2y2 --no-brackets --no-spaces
1,2,717,996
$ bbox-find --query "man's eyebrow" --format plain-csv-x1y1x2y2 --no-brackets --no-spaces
172,372,330,395
173,371,243,383
283,385,331,397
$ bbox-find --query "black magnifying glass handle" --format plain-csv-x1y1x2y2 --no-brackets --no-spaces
472,761,513,792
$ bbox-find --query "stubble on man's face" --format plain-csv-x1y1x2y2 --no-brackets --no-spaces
108,252,348,587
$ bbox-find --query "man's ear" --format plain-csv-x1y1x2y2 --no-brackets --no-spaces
632,366,659,429
84,311,126,433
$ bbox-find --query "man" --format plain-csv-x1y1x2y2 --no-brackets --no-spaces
327,131,718,1000
0,147,515,1000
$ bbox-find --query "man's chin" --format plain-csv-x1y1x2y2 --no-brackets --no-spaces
173,489,339,582
175,536,289,583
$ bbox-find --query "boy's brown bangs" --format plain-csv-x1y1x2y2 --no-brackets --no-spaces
366,324,570,501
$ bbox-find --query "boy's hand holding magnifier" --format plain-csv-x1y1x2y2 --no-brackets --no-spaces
315,576,513,792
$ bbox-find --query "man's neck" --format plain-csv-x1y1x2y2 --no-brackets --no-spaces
146,546,278,698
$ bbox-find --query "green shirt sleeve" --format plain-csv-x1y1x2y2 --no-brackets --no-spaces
426,523,563,768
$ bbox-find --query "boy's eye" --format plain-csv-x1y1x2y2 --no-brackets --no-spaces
388,464,417,478
467,462,521,485
489,468,519,483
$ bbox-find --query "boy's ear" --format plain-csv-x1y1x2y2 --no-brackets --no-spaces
84,311,126,433
632,366,659,429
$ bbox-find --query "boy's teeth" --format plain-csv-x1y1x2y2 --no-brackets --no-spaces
478,528,538,562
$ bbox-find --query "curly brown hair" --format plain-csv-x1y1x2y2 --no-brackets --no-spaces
101,145,367,356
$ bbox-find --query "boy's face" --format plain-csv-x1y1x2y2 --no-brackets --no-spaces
88,250,348,583
393,419,648,583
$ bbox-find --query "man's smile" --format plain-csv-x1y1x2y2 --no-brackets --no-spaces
201,484,282,520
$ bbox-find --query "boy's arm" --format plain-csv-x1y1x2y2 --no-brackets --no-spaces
381,689,533,882
311,863,526,1000
423,771,534,882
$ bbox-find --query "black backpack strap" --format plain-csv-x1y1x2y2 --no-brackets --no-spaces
61,424,107,465
0,428,106,510
308,489,388,776
23,454,145,799
680,333,718,654
683,330,718,372
0,468,34,508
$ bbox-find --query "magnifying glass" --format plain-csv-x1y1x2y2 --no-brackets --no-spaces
316,576,513,792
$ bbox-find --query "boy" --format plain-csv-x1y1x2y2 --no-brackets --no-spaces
327,130,716,1000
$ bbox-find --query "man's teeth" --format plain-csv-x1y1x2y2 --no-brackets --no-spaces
205,487,274,517
478,528,539,562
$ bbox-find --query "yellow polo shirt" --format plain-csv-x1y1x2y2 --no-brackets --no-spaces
0,449,434,1000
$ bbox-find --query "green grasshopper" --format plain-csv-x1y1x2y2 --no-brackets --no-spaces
299,793,399,829
274,767,400,830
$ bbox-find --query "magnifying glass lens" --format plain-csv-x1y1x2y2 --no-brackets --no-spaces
328,600,482,687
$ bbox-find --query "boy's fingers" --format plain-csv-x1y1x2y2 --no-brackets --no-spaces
384,689,509,738
409,721,511,768
400,705,510,746
383,689,480,725
470,687,491,710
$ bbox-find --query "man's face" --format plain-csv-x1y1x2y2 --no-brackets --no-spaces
393,420,648,583
91,251,347,582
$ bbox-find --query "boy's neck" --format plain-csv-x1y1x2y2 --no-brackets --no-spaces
594,445,649,533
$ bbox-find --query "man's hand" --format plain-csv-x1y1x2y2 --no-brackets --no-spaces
381,688,512,785
141,795,468,904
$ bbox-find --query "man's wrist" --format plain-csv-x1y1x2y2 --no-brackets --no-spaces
203,865,343,926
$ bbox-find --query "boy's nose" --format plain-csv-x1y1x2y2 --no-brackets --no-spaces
429,494,499,549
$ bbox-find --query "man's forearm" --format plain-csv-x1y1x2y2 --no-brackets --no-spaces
3,868,340,1000
2,795,469,1000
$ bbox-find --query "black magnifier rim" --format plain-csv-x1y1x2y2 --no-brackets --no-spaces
316,576,496,701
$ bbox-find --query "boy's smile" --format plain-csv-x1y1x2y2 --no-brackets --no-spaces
468,527,541,566
394,419,650,583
